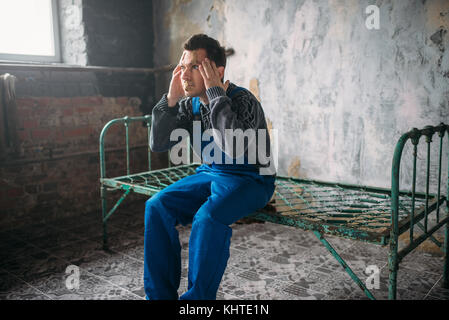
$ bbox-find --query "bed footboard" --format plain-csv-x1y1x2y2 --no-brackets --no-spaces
389,123,449,299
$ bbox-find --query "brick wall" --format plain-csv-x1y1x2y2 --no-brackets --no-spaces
0,95,167,230
0,0,161,230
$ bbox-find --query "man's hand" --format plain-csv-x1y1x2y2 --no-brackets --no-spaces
167,52,186,107
199,58,230,92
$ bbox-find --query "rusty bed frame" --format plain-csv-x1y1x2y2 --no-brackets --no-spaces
99,116,449,300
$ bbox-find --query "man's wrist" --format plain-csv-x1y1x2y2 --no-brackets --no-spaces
158,94,179,115
206,86,226,101
166,93,180,107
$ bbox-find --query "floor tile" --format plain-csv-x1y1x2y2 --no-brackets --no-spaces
79,251,145,298
108,213,145,234
343,240,389,261
379,266,442,297
218,266,320,300
46,239,108,265
425,277,449,300
0,269,49,300
26,228,84,251
46,212,100,231
350,286,426,300
114,243,145,261
276,282,326,300
237,232,310,259
34,269,142,300
230,221,272,244
0,251,70,288
0,230,15,243
0,274,51,300
7,223,62,242
400,250,445,275
65,221,106,240
1,214,447,300
0,238,44,264
85,226,144,252
289,268,357,296
318,251,387,277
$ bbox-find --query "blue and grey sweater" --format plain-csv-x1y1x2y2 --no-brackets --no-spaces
150,82,275,176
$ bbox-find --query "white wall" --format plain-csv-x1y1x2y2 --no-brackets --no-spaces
153,0,449,192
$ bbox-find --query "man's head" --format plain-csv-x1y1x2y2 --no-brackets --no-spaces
179,34,226,97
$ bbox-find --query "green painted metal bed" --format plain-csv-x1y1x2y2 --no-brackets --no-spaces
99,116,449,300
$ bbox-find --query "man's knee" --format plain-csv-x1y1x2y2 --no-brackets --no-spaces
145,189,170,211
145,195,157,212
145,193,178,228
192,210,232,234
145,194,164,225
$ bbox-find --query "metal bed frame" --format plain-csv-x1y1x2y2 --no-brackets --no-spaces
99,116,449,300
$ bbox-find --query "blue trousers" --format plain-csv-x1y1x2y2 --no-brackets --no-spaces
143,164,275,300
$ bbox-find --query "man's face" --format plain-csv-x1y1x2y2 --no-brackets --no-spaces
180,49,208,97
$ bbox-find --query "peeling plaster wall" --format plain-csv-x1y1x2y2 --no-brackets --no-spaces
59,0,88,66
153,0,449,190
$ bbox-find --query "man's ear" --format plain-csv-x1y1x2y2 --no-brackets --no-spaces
217,66,225,80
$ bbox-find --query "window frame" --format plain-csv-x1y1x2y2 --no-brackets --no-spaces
0,0,61,63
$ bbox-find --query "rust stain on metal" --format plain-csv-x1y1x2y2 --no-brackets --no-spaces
399,232,444,256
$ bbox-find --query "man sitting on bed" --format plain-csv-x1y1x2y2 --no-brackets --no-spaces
144,34,275,300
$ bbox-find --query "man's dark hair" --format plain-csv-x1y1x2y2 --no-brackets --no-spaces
183,34,226,68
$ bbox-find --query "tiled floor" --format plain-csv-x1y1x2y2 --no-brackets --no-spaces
1,199,448,300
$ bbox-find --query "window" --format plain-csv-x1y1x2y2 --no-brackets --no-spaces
0,0,61,63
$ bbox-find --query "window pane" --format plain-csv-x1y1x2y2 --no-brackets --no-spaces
0,0,55,56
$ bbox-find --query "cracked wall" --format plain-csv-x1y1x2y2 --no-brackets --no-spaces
153,0,448,190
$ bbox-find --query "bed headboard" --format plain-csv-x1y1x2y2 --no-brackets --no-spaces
390,122,448,248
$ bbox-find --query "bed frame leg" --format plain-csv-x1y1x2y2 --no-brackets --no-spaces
312,231,376,300
388,236,399,299
101,186,109,251
443,219,449,288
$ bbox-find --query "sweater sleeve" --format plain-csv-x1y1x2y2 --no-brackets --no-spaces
207,86,263,156
150,94,192,152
